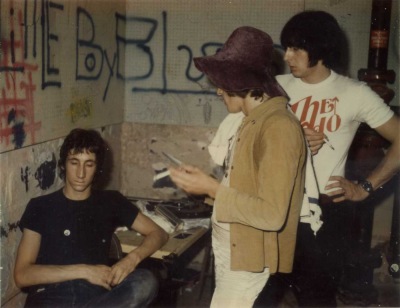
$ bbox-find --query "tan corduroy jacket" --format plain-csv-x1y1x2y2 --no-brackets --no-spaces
215,96,306,274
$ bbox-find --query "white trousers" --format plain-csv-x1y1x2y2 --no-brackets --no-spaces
210,219,270,308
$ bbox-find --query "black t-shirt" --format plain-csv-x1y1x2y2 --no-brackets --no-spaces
19,189,139,265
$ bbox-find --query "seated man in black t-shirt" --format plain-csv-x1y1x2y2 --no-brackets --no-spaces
14,128,169,307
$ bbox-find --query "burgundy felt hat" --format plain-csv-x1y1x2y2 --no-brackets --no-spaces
194,26,287,98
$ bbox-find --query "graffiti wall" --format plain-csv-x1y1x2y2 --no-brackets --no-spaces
123,0,398,127
1,138,64,303
1,0,126,153
0,0,126,304
124,0,302,126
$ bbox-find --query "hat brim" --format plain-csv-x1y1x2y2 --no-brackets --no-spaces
194,56,287,97
194,57,262,91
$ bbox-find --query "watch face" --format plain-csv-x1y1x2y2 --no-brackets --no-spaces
361,180,373,193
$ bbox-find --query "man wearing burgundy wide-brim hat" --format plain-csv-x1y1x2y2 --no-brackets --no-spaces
169,26,306,307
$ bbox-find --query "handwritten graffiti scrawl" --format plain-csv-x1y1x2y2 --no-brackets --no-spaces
1,0,42,151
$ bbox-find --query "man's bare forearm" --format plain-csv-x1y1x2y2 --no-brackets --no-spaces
365,116,400,191
126,229,169,265
366,143,400,191
15,264,90,288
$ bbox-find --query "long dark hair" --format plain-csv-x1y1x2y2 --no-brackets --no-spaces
281,10,348,73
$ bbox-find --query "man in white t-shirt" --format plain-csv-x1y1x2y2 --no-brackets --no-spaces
255,10,400,307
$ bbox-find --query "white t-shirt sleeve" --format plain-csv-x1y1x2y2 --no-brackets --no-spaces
353,82,394,128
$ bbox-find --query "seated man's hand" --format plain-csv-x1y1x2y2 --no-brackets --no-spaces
303,127,325,155
85,264,112,290
108,254,139,287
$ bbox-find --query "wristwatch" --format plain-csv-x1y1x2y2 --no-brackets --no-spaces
359,179,373,193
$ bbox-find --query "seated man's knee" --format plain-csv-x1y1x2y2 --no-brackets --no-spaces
125,268,159,304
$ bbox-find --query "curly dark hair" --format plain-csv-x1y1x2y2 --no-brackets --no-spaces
58,128,107,180
281,10,348,72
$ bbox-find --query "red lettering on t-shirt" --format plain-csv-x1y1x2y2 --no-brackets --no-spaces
291,96,341,133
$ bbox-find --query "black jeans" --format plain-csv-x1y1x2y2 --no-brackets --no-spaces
25,268,158,308
254,198,353,307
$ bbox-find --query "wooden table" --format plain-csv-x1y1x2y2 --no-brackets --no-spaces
115,227,209,261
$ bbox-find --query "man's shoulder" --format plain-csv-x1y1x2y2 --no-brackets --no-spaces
29,189,63,204
90,190,138,218
91,190,129,205
276,74,293,84
331,71,367,88
24,189,64,216
259,99,302,129
276,71,364,88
